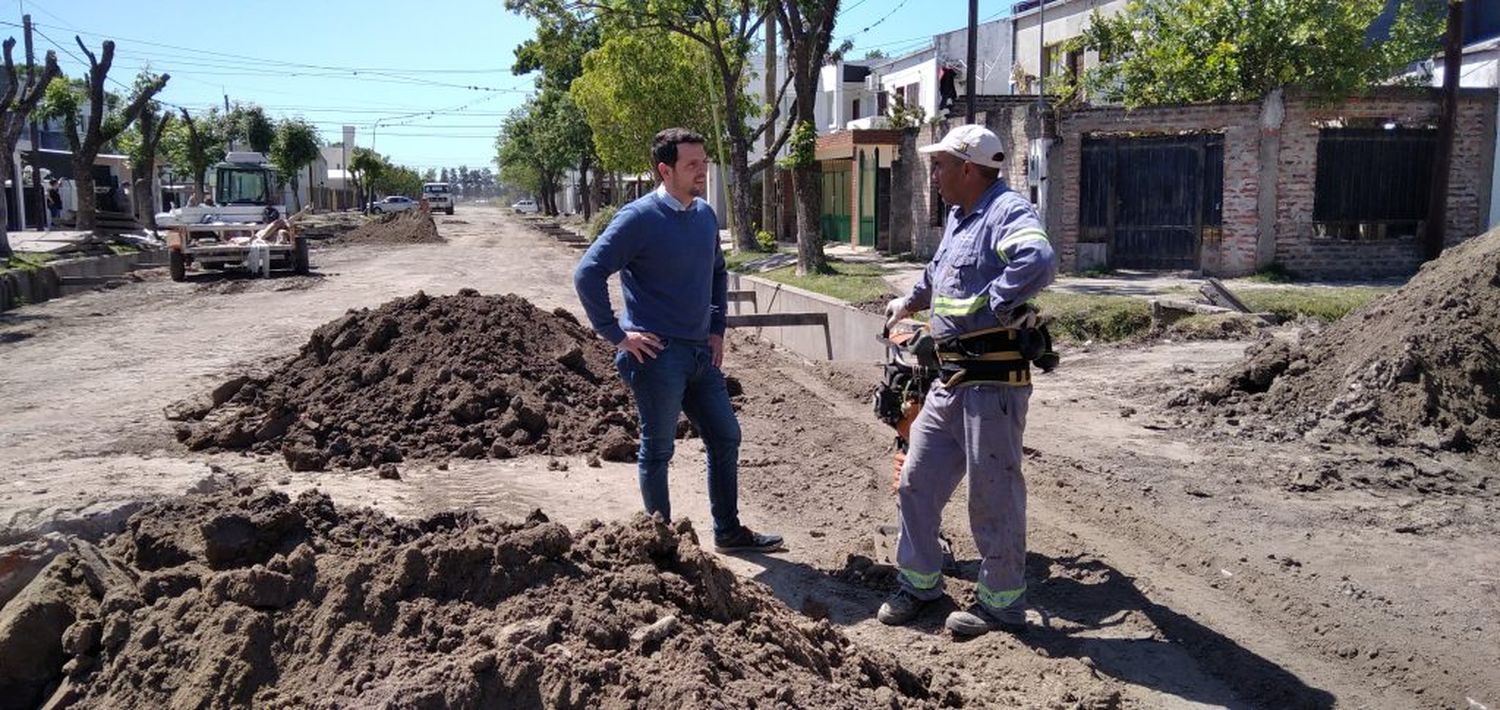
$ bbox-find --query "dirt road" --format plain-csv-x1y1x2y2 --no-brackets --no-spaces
2,205,1494,708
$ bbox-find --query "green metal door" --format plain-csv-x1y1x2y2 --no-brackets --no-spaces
820,168,851,242
857,151,876,247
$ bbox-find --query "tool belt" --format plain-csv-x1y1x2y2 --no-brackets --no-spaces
937,322,1058,388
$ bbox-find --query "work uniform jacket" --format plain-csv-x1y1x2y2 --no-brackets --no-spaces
906,180,1056,340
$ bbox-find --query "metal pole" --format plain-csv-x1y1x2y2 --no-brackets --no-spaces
1038,0,1047,100
24,14,43,230
1424,0,1465,261
763,17,777,241
966,0,978,122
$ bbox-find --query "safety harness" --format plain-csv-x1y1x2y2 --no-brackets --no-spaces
936,319,1058,388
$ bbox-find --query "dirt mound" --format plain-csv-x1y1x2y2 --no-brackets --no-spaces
2,488,951,709
172,291,638,470
332,210,443,245
1178,227,1500,454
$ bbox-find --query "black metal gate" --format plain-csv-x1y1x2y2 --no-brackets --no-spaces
1081,133,1224,270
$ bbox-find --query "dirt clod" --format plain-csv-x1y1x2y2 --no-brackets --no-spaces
3,489,949,709
175,291,637,470
1187,227,1500,458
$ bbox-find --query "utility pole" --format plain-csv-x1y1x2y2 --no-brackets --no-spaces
1425,0,1464,262
763,17,777,242
23,14,42,230
966,0,978,122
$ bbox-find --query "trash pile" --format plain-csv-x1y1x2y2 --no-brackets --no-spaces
171,290,639,471
0,488,951,709
1177,227,1500,455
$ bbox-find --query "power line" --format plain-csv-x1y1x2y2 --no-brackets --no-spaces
836,0,913,43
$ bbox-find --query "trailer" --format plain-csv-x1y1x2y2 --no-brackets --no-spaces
157,151,311,281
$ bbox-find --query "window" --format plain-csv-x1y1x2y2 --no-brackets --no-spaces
851,98,861,120
904,84,920,110
1313,127,1437,239
877,91,889,116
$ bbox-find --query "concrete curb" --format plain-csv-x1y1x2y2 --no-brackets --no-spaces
728,273,887,363
0,251,163,313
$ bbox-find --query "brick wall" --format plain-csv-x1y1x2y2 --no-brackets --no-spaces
1055,102,1262,275
1052,88,1498,279
1273,89,1497,278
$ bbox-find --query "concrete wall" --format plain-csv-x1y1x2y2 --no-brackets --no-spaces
0,251,161,313
934,19,1014,100
1011,0,1127,92
727,273,887,363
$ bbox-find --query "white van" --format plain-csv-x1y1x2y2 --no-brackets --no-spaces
422,182,454,215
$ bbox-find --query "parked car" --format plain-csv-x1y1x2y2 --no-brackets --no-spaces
371,196,417,214
422,182,454,215
512,199,539,214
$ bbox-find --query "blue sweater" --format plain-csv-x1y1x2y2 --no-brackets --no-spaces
573,190,727,345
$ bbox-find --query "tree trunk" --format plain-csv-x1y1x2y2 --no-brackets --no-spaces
72,155,97,233
792,163,826,274
579,158,593,221
0,180,11,261
728,142,757,251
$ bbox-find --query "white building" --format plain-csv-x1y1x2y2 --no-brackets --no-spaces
1009,0,1127,95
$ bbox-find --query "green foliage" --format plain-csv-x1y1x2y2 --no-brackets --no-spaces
161,108,226,191
270,118,322,181
777,121,817,170
495,92,588,205
587,205,619,241
1076,0,1445,107
755,229,776,251
226,103,276,153
571,30,720,173
38,77,82,126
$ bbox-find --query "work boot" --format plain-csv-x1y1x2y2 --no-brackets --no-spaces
877,588,934,626
713,526,784,554
945,603,1026,637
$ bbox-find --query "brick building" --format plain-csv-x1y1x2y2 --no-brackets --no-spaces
880,87,1497,280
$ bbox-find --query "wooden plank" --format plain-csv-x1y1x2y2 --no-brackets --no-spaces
58,275,127,286
726,290,757,303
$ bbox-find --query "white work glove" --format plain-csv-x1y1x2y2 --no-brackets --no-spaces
884,296,910,333
1000,304,1047,330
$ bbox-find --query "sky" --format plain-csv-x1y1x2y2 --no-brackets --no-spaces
12,0,1016,173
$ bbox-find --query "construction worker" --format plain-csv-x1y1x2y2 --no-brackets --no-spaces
574,127,784,555
877,124,1056,637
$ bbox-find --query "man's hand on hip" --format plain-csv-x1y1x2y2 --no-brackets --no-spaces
619,331,664,363
709,334,724,369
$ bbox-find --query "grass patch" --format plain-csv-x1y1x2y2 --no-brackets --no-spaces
2,252,54,272
1245,262,1296,283
724,246,776,273
757,260,895,303
1033,291,1153,343
108,242,143,256
1237,285,1391,322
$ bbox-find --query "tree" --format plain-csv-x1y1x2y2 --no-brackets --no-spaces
863,48,887,60
776,0,842,275
511,9,602,220
39,37,168,232
0,38,60,260
440,167,450,185
495,97,578,215
1074,0,1444,108
348,147,384,209
162,108,225,198
508,0,796,251
421,167,437,182
373,163,422,198
116,72,172,228
226,103,275,154
270,118,321,212
571,29,718,174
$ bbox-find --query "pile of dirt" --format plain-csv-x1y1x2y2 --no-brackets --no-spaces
1176,227,1500,454
290,211,368,240
171,290,639,470
331,210,443,245
0,488,951,709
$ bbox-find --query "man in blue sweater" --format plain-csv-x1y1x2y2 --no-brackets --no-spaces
574,128,783,554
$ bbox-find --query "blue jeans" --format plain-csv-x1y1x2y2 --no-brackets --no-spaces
615,337,741,539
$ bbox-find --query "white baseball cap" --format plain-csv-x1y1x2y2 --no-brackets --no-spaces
918,124,1005,168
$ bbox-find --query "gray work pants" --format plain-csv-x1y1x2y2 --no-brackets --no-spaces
895,382,1030,614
